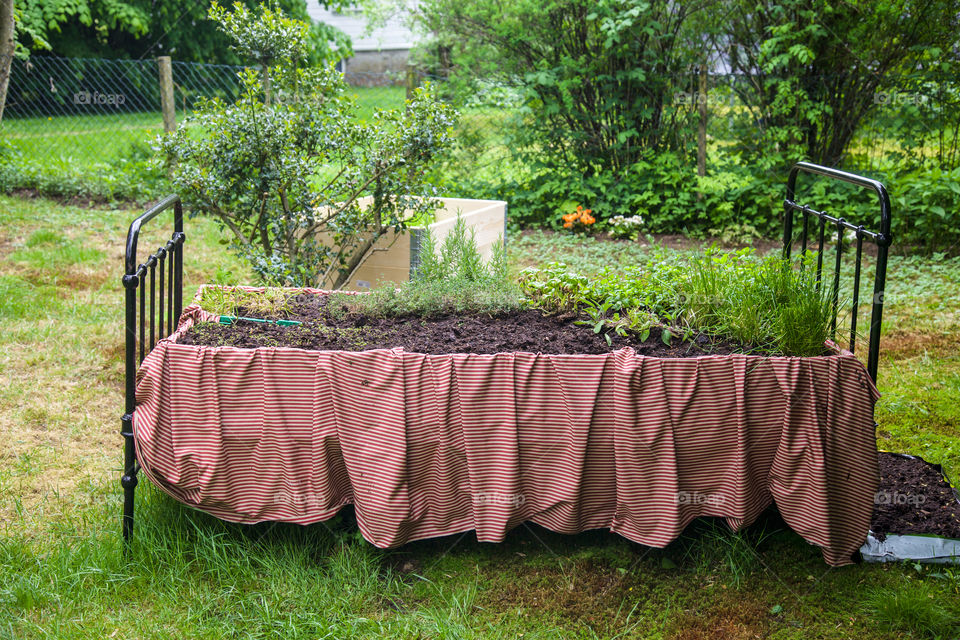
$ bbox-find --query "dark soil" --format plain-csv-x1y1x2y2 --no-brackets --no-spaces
180,294,741,357
872,453,960,540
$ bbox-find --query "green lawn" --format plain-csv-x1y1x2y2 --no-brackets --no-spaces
0,195,958,638
1,85,407,169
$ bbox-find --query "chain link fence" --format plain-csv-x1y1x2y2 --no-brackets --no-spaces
2,55,958,203
0,55,412,174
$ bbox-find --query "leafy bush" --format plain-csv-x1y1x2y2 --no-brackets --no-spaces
159,2,456,288
0,138,167,202
882,164,960,254
419,0,710,224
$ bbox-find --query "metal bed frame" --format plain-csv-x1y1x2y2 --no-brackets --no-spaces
120,163,892,541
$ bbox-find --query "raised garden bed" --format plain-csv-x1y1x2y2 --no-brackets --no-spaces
178,290,741,356
121,164,901,567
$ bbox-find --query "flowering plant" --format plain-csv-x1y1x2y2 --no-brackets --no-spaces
608,214,644,240
561,205,596,232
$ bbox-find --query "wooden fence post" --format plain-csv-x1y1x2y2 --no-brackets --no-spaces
405,62,418,101
697,64,707,179
158,56,176,133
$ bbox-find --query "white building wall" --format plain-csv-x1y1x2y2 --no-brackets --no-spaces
306,3,417,52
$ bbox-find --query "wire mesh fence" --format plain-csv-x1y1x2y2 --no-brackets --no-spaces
0,56,414,173
3,55,244,167
2,54,958,198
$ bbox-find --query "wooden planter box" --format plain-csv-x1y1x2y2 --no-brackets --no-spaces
321,197,507,290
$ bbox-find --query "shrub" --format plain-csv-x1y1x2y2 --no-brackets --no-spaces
159,2,457,288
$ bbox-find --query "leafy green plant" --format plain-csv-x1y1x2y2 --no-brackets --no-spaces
159,2,456,289
199,286,298,319
330,215,517,318
519,247,836,356
518,263,591,314
607,214,645,241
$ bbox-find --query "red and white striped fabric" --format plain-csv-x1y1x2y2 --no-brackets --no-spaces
133,287,880,566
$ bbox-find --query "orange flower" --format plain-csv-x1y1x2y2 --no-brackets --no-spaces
562,212,580,223
563,221,573,228
581,213,596,225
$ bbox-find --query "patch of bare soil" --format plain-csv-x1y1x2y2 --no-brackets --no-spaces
872,453,960,540
179,294,743,357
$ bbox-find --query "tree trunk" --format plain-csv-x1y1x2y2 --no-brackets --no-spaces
0,0,14,125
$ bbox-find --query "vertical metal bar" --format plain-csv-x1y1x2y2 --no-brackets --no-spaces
174,202,184,321
122,272,139,542
783,166,799,260
149,263,156,348
815,217,826,290
167,245,174,336
850,230,864,353
830,220,844,339
800,209,809,261
158,252,166,340
868,241,889,383
138,276,145,364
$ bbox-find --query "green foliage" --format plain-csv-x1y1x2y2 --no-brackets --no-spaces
420,0,710,221
198,286,298,319
333,216,518,318
519,248,835,356
159,2,456,288
884,164,960,253
0,137,167,202
14,0,349,64
720,0,960,169
865,583,960,639
678,249,833,356
14,0,149,55
607,214,645,241
678,521,775,589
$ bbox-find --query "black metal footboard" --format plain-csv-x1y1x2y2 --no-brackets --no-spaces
121,195,185,542
782,162,892,384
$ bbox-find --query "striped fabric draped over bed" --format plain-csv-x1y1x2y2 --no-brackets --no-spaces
133,296,880,567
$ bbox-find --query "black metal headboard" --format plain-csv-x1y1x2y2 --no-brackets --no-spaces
782,161,892,384
120,194,185,541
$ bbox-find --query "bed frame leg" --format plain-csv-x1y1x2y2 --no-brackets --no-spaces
121,412,138,543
